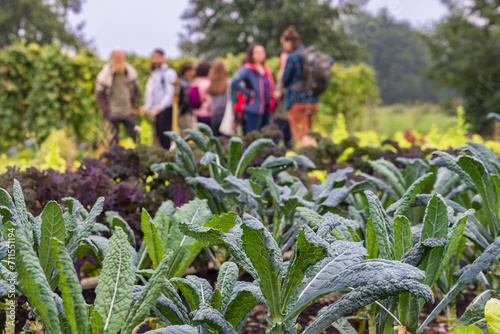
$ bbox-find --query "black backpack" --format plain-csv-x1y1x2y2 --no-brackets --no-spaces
178,82,191,114
293,46,332,96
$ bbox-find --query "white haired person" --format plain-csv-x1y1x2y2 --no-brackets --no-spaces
140,48,178,150
95,48,140,145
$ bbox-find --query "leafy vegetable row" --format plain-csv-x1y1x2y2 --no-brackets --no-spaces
2,126,500,332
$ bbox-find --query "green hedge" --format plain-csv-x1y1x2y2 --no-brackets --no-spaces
0,41,103,151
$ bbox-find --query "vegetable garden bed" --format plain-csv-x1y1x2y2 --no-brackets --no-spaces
1,124,499,333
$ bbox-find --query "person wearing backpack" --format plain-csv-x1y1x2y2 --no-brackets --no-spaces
231,44,280,134
140,48,177,149
281,26,333,147
271,47,293,148
189,61,212,128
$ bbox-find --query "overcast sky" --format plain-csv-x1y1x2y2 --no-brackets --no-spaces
68,0,448,59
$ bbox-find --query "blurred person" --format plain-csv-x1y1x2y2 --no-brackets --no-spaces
208,61,230,136
271,45,293,148
189,61,212,128
232,58,248,134
178,62,197,137
281,26,333,147
144,69,154,106
95,48,140,145
231,44,281,134
140,48,177,150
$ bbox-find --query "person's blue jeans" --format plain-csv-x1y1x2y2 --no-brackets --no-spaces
272,118,292,148
245,112,269,134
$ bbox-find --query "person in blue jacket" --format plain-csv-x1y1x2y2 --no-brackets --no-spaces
231,44,281,134
281,26,334,147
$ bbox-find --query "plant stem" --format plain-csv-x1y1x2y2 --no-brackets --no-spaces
203,246,220,270
446,304,457,331
358,319,366,334
368,305,378,334
272,206,281,242
270,321,287,334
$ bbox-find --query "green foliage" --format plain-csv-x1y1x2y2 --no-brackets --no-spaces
457,290,492,333
0,181,109,286
486,298,500,334
452,325,483,334
52,238,88,334
348,11,455,105
145,259,260,334
40,201,65,280
0,41,102,151
167,198,213,278
418,237,500,333
153,126,330,248
141,208,169,270
423,0,500,135
418,194,449,287
0,183,173,333
365,190,395,260
94,228,135,334
316,62,380,131
10,221,62,334
153,128,277,213
182,213,433,333
180,0,365,60
436,142,500,244
360,103,458,137
6,133,500,333
122,250,172,333
0,0,85,47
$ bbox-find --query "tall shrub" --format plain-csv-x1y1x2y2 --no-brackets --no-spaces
0,40,103,150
